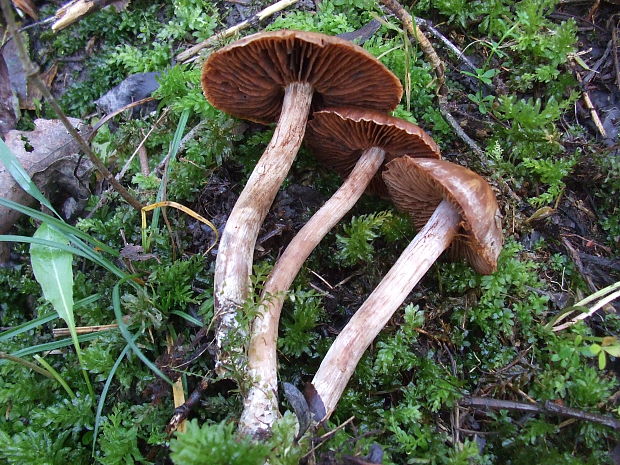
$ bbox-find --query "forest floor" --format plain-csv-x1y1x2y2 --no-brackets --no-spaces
1,0,620,464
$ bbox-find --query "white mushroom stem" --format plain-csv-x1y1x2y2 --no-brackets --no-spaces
238,146,386,437
312,199,461,418
213,82,313,375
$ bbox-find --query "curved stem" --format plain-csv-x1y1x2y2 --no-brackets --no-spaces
311,200,460,418
238,146,386,437
213,82,313,375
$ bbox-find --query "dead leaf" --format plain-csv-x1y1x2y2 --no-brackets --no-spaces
120,243,159,262
1,119,94,263
12,0,38,20
95,72,160,116
1,38,27,106
303,382,327,422
0,54,18,137
23,63,58,111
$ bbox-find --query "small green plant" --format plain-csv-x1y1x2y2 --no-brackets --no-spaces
335,211,393,266
170,413,302,465
97,405,145,465
278,288,325,357
467,90,495,115
585,336,620,370
461,67,499,86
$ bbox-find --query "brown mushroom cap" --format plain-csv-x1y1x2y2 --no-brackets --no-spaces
201,30,403,124
383,157,503,274
306,107,441,195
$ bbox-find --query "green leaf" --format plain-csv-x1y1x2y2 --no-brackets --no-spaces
30,224,75,329
589,343,602,355
598,351,607,370
29,223,94,396
0,138,60,217
603,345,620,358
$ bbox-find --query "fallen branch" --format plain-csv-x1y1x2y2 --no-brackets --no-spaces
575,71,607,138
175,0,299,63
413,16,477,73
612,15,620,92
380,0,445,92
459,395,620,430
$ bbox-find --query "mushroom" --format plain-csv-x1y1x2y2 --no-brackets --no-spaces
201,30,402,373
308,157,503,419
238,108,440,437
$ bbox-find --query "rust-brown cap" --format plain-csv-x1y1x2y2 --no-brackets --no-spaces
201,30,403,124
306,107,441,195
382,157,503,274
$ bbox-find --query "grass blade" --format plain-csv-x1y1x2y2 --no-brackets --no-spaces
0,197,119,257
145,109,189,251
0,352,55,379
0,313,58,342
2,234,93,259
171,310,202,327
10,331,114,358
112,280,172,384
0,294,100,342
34,354,76,398
92,343,131,455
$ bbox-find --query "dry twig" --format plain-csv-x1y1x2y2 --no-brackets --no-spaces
576,71,608,138
166,377,210,435
52,324,118,337
52,0,118,31
460,395,620,430
380,0,445,92
175,0,299,62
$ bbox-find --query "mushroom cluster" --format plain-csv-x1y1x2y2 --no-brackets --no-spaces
201,29,503,438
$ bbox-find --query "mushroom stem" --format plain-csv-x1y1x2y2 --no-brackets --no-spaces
213,81,314,374
311,199,460,418
238,146,386,437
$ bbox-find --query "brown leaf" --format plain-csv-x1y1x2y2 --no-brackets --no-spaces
1,39,27,106
1,119,94,263
120,244,159,262
23,64,58,111
12,0,38,20
0,53,18,137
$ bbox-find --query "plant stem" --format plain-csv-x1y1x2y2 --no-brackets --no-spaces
238,146,386,437
311,200,460,418
0,0,144,212
213,81,313,375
